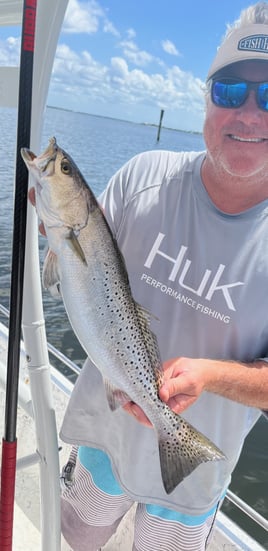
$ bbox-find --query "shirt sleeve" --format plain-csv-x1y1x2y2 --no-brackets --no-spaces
98,155,140,239
98,149,182,239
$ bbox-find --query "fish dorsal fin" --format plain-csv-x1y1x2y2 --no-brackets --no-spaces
135,303,163,378
103,378,131,411
42,248,61,297
136,303,159,325
65,229,87,265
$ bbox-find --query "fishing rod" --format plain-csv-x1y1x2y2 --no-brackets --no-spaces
0,0,37,548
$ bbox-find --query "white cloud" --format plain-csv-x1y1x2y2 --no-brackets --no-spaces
110,57,128,79
49,40,205,130
118,40,153,67
161,39,180,56
63,0,119,36
0,19,205,130
126,28,136,39
103,19,120,37
53,43,108,96
0,36,20,65
63,0,103,33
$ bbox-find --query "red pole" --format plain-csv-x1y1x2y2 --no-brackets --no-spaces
0,442,17,548
0,0,37,548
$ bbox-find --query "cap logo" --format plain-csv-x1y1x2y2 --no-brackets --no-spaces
238,34,268,53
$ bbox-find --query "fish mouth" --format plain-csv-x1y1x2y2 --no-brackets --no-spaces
21,136,58,172
38,136,58,172
21,148,37,162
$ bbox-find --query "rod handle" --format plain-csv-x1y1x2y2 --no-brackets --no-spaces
0,439,17,549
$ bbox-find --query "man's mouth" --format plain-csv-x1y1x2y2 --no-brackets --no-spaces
228,134,267,143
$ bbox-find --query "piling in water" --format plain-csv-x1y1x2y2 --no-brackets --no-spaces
156,109,164,142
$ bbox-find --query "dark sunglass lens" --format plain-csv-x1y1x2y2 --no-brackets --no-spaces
258,83,268,111
212,81,248,108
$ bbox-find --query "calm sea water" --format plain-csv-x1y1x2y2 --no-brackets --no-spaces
0,106,267,546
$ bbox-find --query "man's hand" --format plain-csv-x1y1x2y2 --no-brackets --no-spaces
123,355,268,426
158,357,206,413
123,401,152,427
123,357,207,426
28,187,46,236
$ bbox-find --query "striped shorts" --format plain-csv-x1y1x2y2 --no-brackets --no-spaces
61,446,220,551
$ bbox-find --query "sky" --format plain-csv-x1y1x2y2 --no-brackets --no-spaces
0,0,261,132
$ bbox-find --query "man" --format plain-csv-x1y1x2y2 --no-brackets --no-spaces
57,3,268,550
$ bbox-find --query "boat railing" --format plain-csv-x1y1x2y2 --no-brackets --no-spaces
0,304,80,377
225,489,268,532
0,303,268,540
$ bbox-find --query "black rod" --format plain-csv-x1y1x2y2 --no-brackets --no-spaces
4,0,37,442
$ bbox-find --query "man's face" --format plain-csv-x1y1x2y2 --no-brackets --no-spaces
203,61,268,179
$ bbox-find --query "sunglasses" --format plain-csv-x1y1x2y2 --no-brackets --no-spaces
209,77,268,112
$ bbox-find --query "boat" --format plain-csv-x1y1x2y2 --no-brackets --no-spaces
0,1,267,550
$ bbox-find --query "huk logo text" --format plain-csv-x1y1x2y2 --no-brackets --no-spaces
144,233,244,311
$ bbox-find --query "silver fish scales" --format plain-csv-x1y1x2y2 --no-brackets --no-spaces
21,137,225,494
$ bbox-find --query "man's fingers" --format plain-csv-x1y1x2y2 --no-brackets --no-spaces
39,222,46,236
28,187,47,236
28,187,36,206
160,378,181,400
158,384,170,402
123,402,152,427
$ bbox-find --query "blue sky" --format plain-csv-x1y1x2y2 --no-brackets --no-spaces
0,0,259,131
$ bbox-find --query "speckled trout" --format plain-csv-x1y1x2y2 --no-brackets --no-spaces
21,137,225,494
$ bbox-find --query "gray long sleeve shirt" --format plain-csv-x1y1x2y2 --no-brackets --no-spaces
60,150,266,515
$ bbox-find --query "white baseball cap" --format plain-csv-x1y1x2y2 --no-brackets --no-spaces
207,23,268,80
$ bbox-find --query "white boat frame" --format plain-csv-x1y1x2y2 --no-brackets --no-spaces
0,1,68,549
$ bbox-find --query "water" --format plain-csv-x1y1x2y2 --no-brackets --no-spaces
0,106,267,547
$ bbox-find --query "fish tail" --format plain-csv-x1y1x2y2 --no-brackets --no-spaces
158,415,226,494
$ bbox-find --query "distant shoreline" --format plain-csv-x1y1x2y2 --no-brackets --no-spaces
47,104,202,136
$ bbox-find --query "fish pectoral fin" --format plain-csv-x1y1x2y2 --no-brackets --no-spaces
158,415,226,494
66,229,87,265
104,378,131,411
42,248,61,297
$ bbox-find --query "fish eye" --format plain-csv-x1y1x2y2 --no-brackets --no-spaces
61,158,72,175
